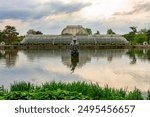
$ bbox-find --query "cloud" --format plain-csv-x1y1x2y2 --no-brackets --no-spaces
0,0,150,35
46,1,91,14
0,19,23,30
0,9,32,20
113,2,150,16
0,0,91,20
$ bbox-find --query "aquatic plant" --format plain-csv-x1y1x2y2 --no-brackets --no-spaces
0,82,147,100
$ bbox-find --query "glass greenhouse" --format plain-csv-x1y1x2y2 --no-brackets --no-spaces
21,34,128,45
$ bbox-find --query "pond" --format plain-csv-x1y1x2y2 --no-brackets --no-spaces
0,49,150,91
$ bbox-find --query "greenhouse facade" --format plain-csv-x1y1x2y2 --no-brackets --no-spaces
21,25,128,45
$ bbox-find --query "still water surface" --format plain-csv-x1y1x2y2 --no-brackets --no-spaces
0,49,150,91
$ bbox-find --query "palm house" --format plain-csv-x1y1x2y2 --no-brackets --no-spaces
21,25,128,45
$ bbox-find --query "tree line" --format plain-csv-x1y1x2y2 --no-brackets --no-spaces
0,25,150,45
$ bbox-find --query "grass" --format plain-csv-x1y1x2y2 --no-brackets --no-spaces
0,81,148,100
147,90,150,100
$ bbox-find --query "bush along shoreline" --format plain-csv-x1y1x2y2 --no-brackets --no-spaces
0,82,149,100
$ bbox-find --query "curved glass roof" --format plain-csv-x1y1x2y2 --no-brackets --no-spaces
21,35,128,44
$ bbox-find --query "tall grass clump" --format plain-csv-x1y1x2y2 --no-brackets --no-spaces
0,85,4,91
0,85,5,100
125,88,143,100
10,82,34,91
102,86,127,100
147,90,150,100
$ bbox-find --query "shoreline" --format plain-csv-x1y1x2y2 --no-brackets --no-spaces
0,45,150,50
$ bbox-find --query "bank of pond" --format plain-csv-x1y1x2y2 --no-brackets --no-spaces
0,82,150,100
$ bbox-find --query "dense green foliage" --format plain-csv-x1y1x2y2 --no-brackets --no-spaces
107,29,116,34
147,29,150,44
27,29,43,35
85,28,92,35
0,82,149,100
0,25,22,44
147,91,150,100
123,27,150,44
123,33,148,44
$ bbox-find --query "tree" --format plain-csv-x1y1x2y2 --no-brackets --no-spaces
123,26,138,43
0,31,3,42
0,31,6,42
107,29,115,34
36,31,43,35
124,33,148,44
27,29,43,35
129,26,137,34
85,28,92,35
94,30,100,35
3,26,19,44
147,29,150,44
27,29,36,35
133,34,147,44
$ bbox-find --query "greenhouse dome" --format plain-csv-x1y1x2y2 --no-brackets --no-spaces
61,25,88,35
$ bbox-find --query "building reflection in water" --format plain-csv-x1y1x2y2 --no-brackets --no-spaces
23,49,128,72
2,49,150,70
0,50,18,67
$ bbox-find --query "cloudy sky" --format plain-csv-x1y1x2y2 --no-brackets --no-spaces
0,0,150,35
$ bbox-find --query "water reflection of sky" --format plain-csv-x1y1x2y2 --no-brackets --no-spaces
0,49,150,91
